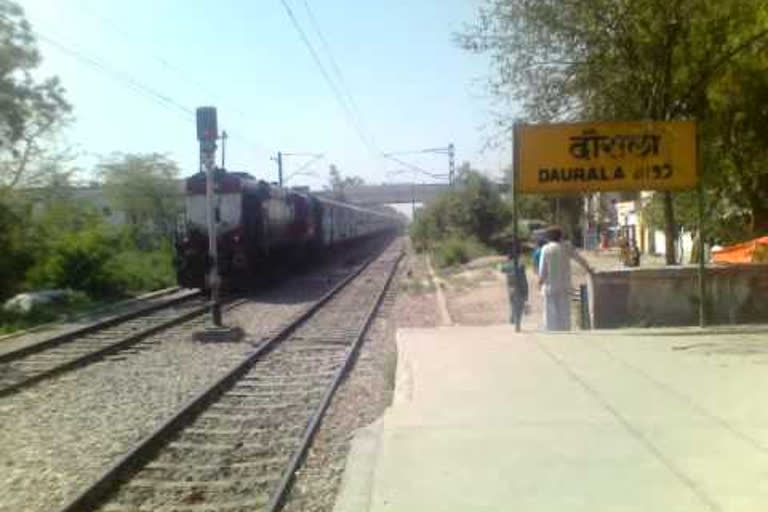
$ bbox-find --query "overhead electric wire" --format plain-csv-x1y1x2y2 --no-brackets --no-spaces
35,32,195,121
74,3,276,156
383,154,447,180
36,31,275,172
300,0,378,153
279,0,379,158
383,147,453,156
78,2,214,98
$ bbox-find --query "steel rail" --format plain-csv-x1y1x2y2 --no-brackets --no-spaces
265,250,403,512
0,288,200,364
0,286,184,344
55,244,396,512
0,293,231,398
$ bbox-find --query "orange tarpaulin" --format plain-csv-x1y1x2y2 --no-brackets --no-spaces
711,236,768,263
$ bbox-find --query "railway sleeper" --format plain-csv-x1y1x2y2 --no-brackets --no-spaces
182,426,303,445
154,443,294,466
192,412,310,431
105,485,271,512
180,427,304,445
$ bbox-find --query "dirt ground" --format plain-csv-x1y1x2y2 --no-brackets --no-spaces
433,256,542,330
392,244,442,328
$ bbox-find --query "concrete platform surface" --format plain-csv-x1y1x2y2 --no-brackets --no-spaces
333,325,768,512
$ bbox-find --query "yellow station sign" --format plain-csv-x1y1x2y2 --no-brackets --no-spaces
517,121,697,193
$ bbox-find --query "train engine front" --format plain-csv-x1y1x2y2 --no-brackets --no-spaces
174,170,256,290
174,170,323,290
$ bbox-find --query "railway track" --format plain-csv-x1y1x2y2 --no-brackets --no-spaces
56,242,403,512
0,289,211,398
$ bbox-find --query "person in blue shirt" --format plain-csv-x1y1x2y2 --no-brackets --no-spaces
501,241,528,326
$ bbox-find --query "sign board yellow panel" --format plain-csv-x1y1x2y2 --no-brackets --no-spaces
517,121,697,193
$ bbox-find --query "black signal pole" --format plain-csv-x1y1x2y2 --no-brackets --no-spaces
512,123,521,332
196,106,222,327
275,151,284,187
220,130,227,169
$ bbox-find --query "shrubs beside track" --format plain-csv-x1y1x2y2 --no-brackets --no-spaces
0,197,177,333
409,168,509,268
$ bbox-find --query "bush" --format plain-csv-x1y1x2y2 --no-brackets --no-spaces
25,228,124,298
106,244,176,292
0,199,36,299
410,168,510,254
431,236,492,268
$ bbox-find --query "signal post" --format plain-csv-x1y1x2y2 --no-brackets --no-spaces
195,106,240,340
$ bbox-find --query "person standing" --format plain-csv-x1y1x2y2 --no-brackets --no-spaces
532,238,546,276
501,242,528,327
538,226,589,331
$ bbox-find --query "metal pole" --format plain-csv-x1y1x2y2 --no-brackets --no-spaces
220,130,227,169
277,151,283,187
448,143,455,186
203,143,222,326
512,124,521,332
697,125,706,327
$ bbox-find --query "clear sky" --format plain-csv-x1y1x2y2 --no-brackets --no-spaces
19,0,510,190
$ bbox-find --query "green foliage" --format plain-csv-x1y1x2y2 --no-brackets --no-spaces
459,0,768,123
0,7,181,329
106,243,176,292
431,236,492,268
410,167,508,264
25,223,123,298
0,191,178,306
704,50,768,233
0,0,71,190
459,0,768,258
642,190,752,245
0,197,35,297
99,153,182,246
515,194,552,223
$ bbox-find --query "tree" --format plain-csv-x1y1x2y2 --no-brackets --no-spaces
0,0,71,190
705,52,768,234
98,153,182,245
410,165,509,251
458,0,768,262
326,164,364,201
0,198,34,298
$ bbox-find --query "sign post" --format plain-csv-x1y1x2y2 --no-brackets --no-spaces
512,123,522,332
196,106,223,327
696,128,706,327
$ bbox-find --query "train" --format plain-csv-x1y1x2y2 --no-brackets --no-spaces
174,170,402,289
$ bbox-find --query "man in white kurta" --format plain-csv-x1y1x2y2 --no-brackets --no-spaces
538,228,572,331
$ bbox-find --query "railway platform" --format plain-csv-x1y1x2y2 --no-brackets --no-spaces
333,324,768,512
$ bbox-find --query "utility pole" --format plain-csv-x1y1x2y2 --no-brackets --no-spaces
276,151,283,187
273,152,324,187
448,143,455,186
196,107,223,327
220,130,227,169
512,124,522,332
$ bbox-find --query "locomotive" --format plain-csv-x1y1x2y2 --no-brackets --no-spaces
174,170,401,289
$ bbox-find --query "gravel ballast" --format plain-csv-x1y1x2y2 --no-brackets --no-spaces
0,240,387,512
90,242,402,511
